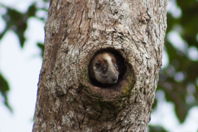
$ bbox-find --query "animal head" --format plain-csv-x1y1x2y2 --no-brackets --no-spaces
91,52,119,85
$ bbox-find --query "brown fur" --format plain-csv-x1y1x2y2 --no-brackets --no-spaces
90,52,119,85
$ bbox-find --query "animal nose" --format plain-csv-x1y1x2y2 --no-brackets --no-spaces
112,77,118,83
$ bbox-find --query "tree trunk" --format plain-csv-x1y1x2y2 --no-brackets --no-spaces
33,0,167,132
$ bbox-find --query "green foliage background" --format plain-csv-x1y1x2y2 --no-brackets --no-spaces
0,0,197,131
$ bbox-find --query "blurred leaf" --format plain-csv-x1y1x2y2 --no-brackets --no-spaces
176,1,198,48
27,3,37,17
37,42,44,57
0,2,46,112
166,13,180,33
0,3,39,48
0,73,12,111
149,125,168,132
158,10,198,121
1,7,27,47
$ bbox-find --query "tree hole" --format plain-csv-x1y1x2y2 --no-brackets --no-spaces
88,48,127,88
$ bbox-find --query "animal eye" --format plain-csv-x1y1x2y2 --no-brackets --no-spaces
95,62,101,68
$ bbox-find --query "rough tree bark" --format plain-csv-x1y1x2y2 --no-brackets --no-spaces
33,0,167,132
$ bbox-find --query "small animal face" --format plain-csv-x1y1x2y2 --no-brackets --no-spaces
92,53,119,84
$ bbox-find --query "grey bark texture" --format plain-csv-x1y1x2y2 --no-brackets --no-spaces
33,0,167,132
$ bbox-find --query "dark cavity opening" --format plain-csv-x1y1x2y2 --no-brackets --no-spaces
88,48,127,88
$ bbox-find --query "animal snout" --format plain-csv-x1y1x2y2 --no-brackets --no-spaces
112,76,118,83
